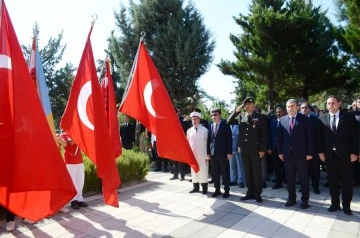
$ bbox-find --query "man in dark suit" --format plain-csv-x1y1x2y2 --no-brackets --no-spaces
317,95,358,215
207,108,232,198
120,115,135,149
300,101,321,194
278,99,313,209
228,97,268,203
268,105,286,189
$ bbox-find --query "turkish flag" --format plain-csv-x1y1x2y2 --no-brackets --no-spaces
100,57,122,158
0,0,76,221
119,42,199,172
60,25,120,207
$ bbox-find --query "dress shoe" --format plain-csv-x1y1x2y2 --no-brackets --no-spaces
323,182,329,187
189,189,200,193
71,200,80,209
153,168,161,172
211,190,221,197
256,197,263,203
300,202,309,209
170,176,179,180
229,181,237,186
202,190,208,194
238,183,245,188
5,221,15,232
78,201,88,207
180,177,185,181
343,207,352,215
262,182,267,188
223,191,230,198
240,195,255,201
209,179,214,184
284,200,296,207
327,204,341,212
272,184,282,189
313,188,320,194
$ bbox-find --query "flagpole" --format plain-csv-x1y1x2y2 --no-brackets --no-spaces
119,32,145,108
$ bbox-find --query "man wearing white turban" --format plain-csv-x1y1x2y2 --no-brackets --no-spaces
187,111,209,194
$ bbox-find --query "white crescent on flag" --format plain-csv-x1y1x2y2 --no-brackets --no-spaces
77,81,94,130
144,79,164,119
0,54,12,69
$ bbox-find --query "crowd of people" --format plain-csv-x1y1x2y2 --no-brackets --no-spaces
147,95,360,216
2,95,359,233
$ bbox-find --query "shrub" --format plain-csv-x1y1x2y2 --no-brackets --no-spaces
83,149,150,193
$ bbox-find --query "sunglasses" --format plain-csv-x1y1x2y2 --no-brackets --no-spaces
210,114,219,117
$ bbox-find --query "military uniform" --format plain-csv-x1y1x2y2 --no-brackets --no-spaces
228,98,268,201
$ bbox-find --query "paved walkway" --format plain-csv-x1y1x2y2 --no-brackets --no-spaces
1,171,359,238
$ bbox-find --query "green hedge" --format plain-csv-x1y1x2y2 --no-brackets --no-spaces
0,149,149,219
83,149,150,193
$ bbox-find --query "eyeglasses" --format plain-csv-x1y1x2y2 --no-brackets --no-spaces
210,114,218,117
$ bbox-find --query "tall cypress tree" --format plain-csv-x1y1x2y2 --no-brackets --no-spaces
109,0,215,109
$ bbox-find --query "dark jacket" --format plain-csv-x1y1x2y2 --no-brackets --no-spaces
277,113,314,160
228,111,268,156
317,111,358,160
207,119,232,158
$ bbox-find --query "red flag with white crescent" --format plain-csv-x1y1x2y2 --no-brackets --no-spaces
0,0,76,221
119,42,199,172
60,25,120,207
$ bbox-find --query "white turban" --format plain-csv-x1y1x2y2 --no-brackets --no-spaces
190,112,201,119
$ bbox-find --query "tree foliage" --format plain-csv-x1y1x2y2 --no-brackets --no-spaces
218,0,353,110
108,0,215,109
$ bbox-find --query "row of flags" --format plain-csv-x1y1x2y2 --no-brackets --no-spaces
0,0,199,222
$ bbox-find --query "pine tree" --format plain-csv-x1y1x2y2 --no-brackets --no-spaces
218,0,353,109
108,0,215,109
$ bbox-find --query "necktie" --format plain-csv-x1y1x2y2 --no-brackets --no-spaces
213,123,218,136
290,117,294,133
332,115,337,133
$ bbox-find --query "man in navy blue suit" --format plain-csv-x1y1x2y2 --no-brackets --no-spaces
278,99,314,209
207,108,232,198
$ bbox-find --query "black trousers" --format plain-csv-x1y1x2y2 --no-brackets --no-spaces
326,152,354,208
272,150,286,185
173,162,186,178
284,155,309,202
308,155,320,189
242,153,262,198
3,207,15,222
154,142,168,170
211,156,230,191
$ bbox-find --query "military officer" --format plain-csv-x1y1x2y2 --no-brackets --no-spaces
228,97,268,203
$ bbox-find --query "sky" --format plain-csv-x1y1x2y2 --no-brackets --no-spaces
5,0,336,107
